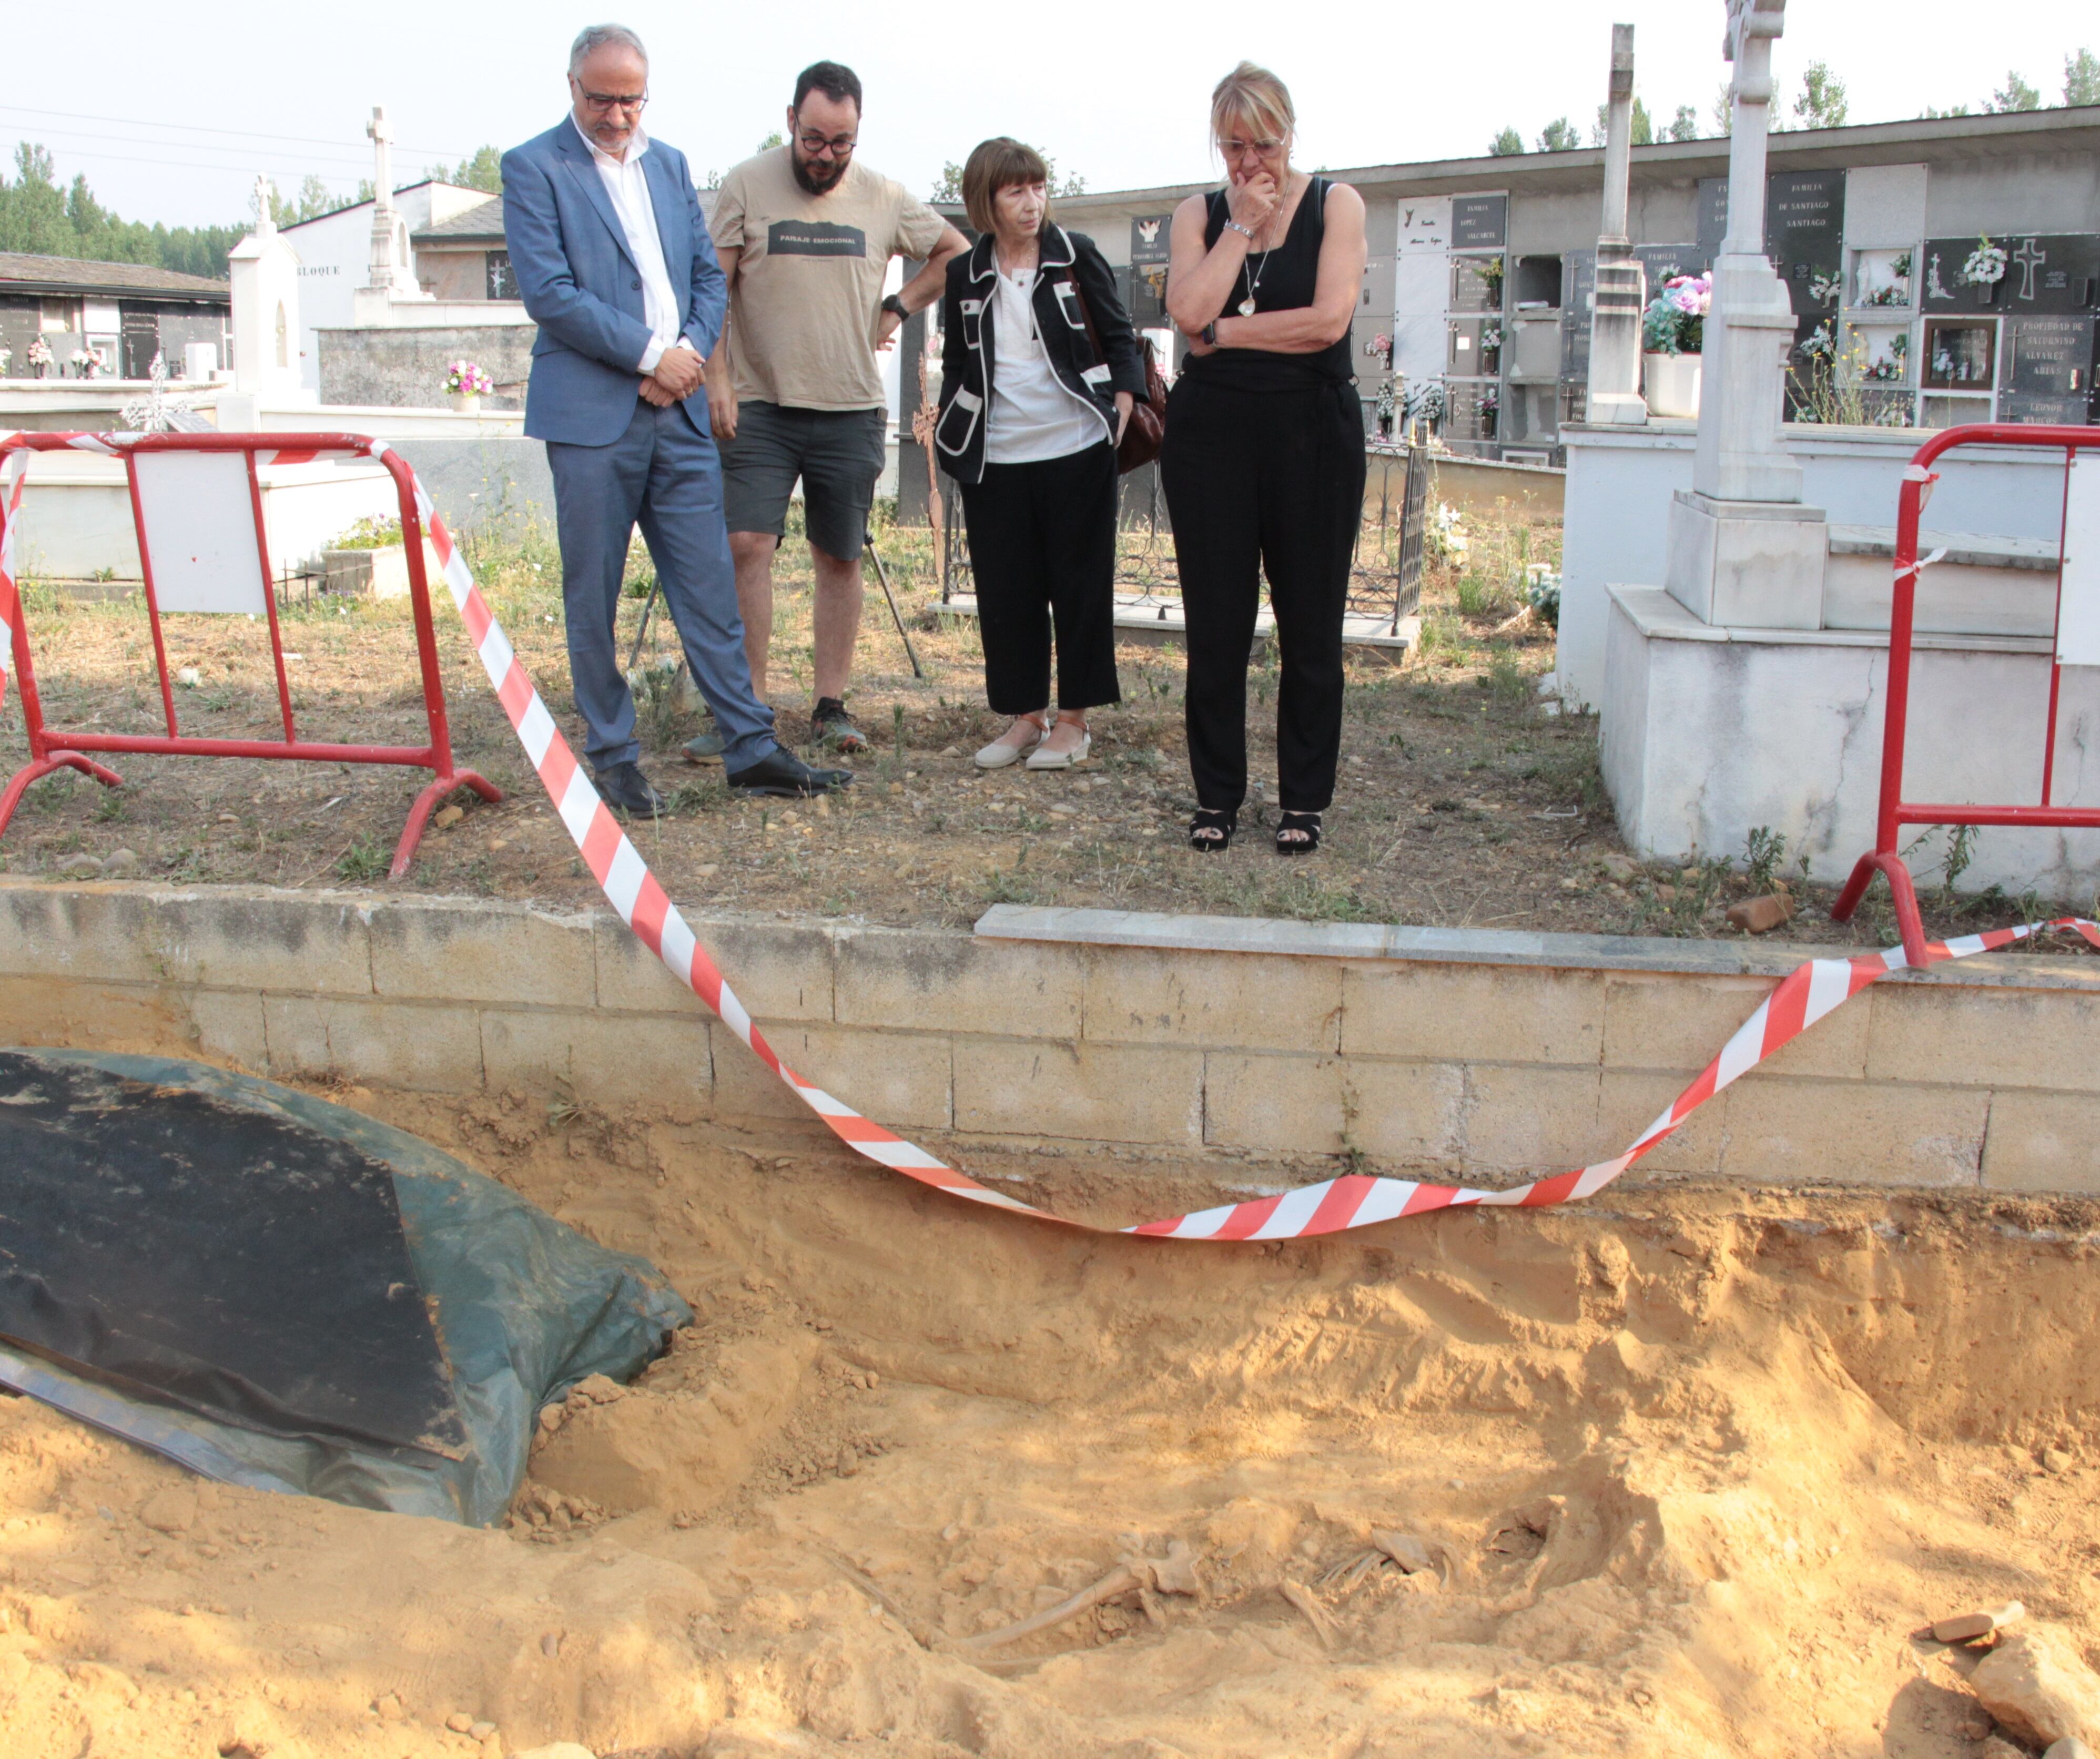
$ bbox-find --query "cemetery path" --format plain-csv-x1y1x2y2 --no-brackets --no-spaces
3,1100,2096,1757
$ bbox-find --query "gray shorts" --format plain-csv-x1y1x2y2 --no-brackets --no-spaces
719,400,886,562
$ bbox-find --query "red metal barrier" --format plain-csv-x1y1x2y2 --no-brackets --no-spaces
1831,422,2100,964
0,431,499,878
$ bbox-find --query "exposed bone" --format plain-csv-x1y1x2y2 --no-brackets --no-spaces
953,1541,1205,1654
1280,1579,1339,1650
1372,1528,1456,1588
958,1564,1140,1652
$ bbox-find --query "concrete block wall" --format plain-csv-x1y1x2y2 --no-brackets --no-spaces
3,880,2097,1196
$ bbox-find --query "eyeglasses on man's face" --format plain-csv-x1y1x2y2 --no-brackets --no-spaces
796,130,858,159
575,86,649,114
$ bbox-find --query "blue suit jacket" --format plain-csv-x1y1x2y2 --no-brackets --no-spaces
501,120,726,446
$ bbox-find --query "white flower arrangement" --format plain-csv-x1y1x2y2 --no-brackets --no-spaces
1959,237,2007,287
1808,271,1843,307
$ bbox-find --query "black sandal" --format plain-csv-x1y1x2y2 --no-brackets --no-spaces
1275,811,1322,855
1189,808,1237,852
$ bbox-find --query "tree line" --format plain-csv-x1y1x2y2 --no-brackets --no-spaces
0,143,504,282
1490,48,2099,156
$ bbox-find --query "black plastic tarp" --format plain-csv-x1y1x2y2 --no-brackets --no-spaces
0,1049,690,1524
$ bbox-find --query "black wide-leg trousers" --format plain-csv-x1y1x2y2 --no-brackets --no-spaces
959,440,1123,716
1160,374,1366,815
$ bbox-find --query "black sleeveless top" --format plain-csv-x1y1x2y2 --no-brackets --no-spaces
1185,176,1354,392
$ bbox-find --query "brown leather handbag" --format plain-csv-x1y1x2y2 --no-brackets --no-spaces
1073,280,1168,474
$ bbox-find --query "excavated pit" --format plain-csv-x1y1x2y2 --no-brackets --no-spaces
4,1094,2099,1759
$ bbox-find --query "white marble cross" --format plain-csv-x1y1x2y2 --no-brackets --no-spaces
2013,237,2047,301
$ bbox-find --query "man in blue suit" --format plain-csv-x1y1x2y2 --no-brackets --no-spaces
502,23,849,811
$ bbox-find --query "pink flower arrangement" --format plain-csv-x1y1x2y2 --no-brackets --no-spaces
1665,272,1712,317
1644,272,1712,355
444,360,494,398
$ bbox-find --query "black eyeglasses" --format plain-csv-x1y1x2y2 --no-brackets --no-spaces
797,130,857,159
576,87,648,114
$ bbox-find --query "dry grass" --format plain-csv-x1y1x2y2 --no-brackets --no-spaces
0,492,2085,949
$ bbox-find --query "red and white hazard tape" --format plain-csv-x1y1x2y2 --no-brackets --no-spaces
6,434,2098,1239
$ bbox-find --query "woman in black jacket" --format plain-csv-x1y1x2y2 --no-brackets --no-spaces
934,138,1147,769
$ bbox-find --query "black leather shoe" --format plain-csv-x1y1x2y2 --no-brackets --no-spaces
727,749,854,796
593,760,668,817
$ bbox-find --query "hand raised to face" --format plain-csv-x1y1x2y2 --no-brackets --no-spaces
1224,171,1281,237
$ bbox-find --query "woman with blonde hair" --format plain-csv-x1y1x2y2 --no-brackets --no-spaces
1161,62,1367,852
933,137,1146,770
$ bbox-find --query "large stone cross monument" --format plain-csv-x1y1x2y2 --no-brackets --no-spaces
1665,0,1826,628
1585,23,1648,425
352,105,431,323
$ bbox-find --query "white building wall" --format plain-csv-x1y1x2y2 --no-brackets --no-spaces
280,182,487,391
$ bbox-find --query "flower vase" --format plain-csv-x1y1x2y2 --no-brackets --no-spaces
450,390,481,413
1643,350,1702,420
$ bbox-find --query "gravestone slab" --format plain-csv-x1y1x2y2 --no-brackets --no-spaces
1452,194,1508,249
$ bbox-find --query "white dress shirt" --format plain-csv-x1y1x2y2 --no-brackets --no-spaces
571,116,690,373
984,264,1109,465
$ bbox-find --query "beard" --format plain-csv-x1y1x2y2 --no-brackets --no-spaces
791,151,847,196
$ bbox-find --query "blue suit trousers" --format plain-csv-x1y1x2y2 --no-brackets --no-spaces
545,398,778,772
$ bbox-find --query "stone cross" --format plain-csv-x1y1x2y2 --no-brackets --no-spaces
251,174,276,233
366,105,395,207
2013,237,2046,301
364,105,400,294
1661,0,1828,634
1586,23,1649,424
1690,0,1804,504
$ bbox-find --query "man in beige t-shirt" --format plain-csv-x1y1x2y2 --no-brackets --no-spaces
702,59,967,756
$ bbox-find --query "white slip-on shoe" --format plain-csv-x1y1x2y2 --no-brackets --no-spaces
975,720,1047,768
1025,730,1092,770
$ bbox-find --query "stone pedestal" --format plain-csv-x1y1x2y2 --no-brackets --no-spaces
1587,258,1649,425
1665,489,1826,628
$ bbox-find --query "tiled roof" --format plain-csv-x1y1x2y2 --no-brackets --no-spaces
413,197,504,242
0,251,230,297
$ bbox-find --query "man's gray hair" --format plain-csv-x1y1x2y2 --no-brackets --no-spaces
569,23,646,75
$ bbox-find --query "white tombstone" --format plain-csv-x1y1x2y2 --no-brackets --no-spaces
1663,0,1827,629
180,342,219,382
1585,24,1649,426
226,175,305,402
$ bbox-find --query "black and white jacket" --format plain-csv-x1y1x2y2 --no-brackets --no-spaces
934,225,1148,485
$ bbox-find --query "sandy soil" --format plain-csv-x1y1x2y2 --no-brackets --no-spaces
5,1094,2099,1759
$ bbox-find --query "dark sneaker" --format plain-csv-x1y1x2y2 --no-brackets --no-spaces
681,731,726,765
728,750,855,797
809,697,870,754
593,760,667,817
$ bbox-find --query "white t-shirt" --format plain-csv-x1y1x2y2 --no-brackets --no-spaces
985,264,1109,465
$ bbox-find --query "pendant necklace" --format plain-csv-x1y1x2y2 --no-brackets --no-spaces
1237,241,1271,317
1236,193,1282,315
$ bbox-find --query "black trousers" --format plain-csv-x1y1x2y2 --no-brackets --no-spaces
959,441,1122,715
1160,375,1365,815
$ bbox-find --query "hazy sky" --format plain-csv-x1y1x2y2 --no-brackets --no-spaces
7,1,2099,230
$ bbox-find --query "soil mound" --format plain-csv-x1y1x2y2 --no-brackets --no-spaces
4,1100,2098,1757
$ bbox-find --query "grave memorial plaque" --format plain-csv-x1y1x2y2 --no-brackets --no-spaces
1764,170,1844,334
1998,314,2095,421
1443,379,1494,442
1634,243,1707,293
1561,251,1596,388
1923,318,1997,391
1451,194,1507,249
1697,178,1729,261
1129,216,1172,266
1449,256,1504,314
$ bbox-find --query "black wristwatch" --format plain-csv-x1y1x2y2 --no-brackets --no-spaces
882,294,910,321
1202,320,1219,347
